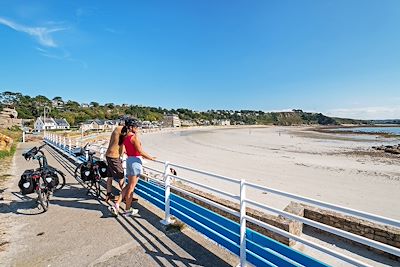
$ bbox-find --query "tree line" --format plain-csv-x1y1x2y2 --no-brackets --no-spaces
0,91,362,126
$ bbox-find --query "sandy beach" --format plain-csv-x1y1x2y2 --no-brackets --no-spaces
139,126,400,220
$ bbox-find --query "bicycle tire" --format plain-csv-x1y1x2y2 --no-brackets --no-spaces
95,181,101,198
37,188,49,212
54,170,66,190
74,163,83,182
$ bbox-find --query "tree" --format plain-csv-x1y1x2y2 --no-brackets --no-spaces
90,101,99,108
33,95,50,107
0,91,22,106
105,103,115,109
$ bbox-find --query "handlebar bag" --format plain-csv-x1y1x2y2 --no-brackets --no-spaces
96,161,108,178
18,169,36,195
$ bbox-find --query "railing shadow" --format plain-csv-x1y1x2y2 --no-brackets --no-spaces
303,226,398,266
0,192,45,215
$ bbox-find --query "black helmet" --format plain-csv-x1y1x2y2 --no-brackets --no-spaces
125,118,139,128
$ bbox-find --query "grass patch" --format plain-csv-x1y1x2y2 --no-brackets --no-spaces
0,128,21,160
0,144,17,160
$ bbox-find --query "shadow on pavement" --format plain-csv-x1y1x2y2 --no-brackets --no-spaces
3,143,234,266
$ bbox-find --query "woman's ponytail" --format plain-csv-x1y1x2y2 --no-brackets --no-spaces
118,126,128,146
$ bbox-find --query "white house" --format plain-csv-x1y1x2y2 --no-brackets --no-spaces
34,117,70,132
212,119,231,126
181,120,197,127
80,119,120,132
163,114,181,127
54,119,70,129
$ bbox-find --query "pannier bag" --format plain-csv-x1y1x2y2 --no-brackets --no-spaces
96,161,108,178
43,170,60,188
18,169,36,195
80,164,93,182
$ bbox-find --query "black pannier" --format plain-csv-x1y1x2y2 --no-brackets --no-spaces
80,164,93,182
18,169,36,195
43,170,60,188
96,161,108,178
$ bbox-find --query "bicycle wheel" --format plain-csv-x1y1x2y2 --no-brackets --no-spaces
54,170,66,190
74,163,83,182
94,181,101,198
37,188,49,212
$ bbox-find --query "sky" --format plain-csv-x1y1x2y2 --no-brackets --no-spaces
0,1,399,119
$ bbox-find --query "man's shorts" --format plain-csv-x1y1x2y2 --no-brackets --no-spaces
106,156,124,181
126,156,143,177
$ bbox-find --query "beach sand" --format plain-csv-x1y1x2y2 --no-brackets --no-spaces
141,126,400,220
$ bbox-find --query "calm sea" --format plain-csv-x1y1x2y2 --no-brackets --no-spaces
336,127,400,135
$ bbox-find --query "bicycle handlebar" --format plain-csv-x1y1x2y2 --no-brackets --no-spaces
23,143,47,160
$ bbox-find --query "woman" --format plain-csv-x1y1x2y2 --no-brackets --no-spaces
110,118,155,217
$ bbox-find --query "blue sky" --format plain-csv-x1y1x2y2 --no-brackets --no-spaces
0,1,399,119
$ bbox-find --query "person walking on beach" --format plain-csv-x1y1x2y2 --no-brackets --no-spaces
104,122,126,202
110,119,155,217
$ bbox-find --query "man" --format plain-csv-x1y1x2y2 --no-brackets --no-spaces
105,121,126,201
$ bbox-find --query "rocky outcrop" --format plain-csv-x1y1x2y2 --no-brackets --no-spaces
372,144,400,155
0,133,13,152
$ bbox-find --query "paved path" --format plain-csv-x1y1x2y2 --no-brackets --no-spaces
0,142,237,267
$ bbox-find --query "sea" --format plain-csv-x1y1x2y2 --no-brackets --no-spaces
335,127,400,135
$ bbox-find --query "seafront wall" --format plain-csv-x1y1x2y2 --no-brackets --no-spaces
302,204,400,260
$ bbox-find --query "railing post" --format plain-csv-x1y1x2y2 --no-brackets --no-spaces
23,131,26,143
85,149,89,161
68,139,72,153
239,179,247,267
63,137,66,149
75,139,78,148
161,161,173,225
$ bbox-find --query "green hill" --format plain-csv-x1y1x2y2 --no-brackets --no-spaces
0,91,362,127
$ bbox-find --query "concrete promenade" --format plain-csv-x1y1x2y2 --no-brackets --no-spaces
0,142,237,267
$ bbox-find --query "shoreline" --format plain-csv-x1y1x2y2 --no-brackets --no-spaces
310,125,400,139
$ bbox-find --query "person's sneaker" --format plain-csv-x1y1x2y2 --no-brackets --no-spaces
109,204,119,217
122,208,139,217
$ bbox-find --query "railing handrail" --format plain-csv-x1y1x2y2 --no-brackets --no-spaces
169,173,239,201
169,162,241,184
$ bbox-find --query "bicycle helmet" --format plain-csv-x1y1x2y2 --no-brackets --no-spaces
125,118,139,128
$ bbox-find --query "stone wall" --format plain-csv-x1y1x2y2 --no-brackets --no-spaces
0,117,22,129
302,204,400,260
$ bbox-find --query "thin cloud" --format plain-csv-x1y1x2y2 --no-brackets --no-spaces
0,17,65,47
35,47,88,69
326,106,400,120
105,27,120,34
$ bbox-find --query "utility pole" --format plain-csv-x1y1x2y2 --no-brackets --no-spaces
43,106,51,136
